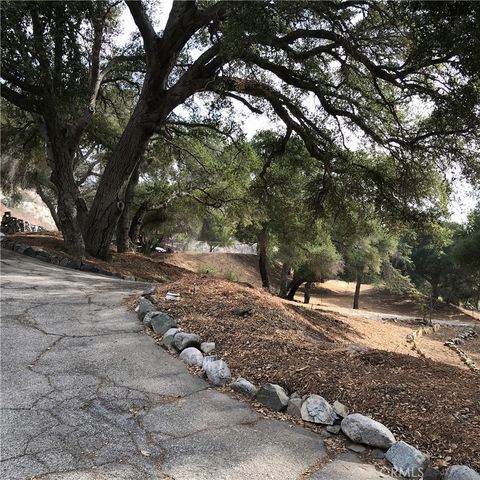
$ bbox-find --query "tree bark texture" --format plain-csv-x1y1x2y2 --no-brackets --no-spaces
129,202,149,245
304,281,312,304
286,277,304,300
116,166,140,253
353,270,361,309
257,225,270,290
279,263,291,298
46,124,88,259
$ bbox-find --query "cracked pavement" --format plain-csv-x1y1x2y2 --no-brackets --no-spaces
1,249,395,479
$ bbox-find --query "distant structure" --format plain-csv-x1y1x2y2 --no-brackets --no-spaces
1,211,45,234
162,240,257,254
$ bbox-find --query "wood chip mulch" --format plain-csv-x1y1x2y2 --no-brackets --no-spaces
151,274,480,472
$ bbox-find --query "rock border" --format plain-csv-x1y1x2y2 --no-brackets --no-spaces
0,237,139,281
406,323,440,358
137,289,479,480
444,329,479,373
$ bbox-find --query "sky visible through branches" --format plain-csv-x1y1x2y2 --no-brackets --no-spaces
117,0,477,223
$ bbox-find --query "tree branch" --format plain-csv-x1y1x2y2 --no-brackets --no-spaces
126,0,158,61
34,177,60,230
0,84,41,113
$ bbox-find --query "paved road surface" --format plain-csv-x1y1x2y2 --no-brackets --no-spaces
1,249,394,479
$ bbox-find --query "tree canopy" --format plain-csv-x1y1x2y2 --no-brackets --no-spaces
1,0,479,312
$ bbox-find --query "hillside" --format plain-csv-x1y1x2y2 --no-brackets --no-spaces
154,251,280,287
0,190,57,230
157,251,476,323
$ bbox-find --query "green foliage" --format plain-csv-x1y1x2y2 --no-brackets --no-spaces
401,210,480,308
199,211,236,251
224,270,239,282
197,265,219,276
452,207,480,274
339,213,399,285
381,261,416,296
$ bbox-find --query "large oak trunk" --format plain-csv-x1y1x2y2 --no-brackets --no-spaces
83,114,152,258
46,128,87,259
83,74,181,259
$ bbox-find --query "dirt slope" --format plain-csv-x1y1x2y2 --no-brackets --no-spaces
1,190,57,230
154,251,281,287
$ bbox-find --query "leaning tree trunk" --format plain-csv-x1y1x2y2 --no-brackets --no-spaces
279,263,291,298
353,270,361,309
257,225,270,290
116,166,140,253
304,281,312,304
83,77,182,259
286,277,304,300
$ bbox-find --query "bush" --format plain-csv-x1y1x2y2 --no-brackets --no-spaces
197,265,218,275
225,270,239,282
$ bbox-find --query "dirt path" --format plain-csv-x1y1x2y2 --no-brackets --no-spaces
307,302,480,328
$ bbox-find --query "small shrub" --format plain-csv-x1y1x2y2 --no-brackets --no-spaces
198,265,218,275
224,270,239,282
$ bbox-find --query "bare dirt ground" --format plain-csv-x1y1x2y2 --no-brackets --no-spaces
154,251,281,287
7,234,480,471
297,280,475,323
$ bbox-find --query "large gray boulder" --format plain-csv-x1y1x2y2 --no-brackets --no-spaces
231,378,258,398
385,441,429,478
256,383,289,411
301,395,337,425
200,342,216,354
204,359,231,386
202,356,218,369
137,297,155,321
14,244,27,254
445,466,480,480
341,413,395,448
142,285,156,300
174,332,201,351
287,397,303,418
149,312,177,335
179,347,204,367
162,328,178,348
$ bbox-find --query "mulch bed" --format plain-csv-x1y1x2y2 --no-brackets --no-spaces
151,274,480,472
